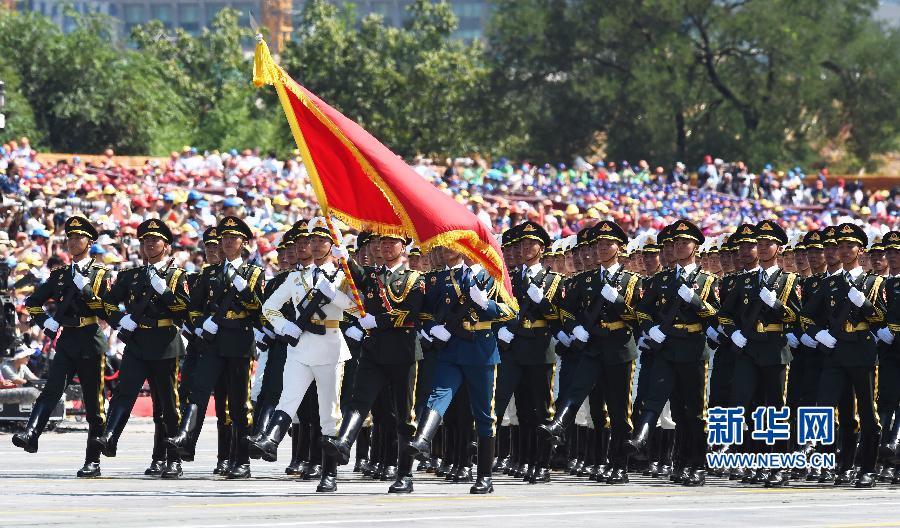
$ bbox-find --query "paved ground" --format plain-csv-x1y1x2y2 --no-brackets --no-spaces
3,419,900,527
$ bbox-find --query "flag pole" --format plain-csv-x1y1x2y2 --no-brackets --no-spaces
252,35,366,316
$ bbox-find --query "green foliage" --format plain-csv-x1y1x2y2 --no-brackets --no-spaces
0,1,896,168
486,0,900,167
280,0,493,157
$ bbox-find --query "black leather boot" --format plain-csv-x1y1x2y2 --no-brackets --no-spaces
91,403,130,458
285,424,309,476
405,408,443,460
855,431,881,488
316,443,338,492
76,462,101,478
161,460,183,479
324,410,365,466
389,438,415,494
165,403,199,455
623,411,658,458
305,425,324,480
470,436,495,494
145,459,166,476
249,402,276,444
247,410,292,462
765,469,790,487
538,402,578,445
12,399,54,453
213,459,230,475
354,425,371,472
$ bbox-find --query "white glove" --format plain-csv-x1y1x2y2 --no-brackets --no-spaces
800,334,818,348
73,270,89,290
527,283,544,303
815,329,837,349
43,317,60,332
637,337,648,350
759,287,777,308
253,328,265,343
877,327,895,344
731,330,748,348
119,314,138,332
331,244,349,260
345,326,364,342
678,284,695,303
419,329,434,342
648,325,666,343
280,320,301,339
469,285,489,309
498,326,515,343
848,286,866,308
572,325,590,342
202,317,219,335
315,276,337,300
195,327,203,337
706,326,719,343
430,324,451,342
555,330,571,346
786,333,799,348
601,283,619,303
232,274,248,292
358,313,377,330
150,273,168,295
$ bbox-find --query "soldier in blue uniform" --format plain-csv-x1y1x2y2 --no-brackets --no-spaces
406,248,516,494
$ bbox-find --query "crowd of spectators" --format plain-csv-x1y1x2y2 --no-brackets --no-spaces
2,135,899,381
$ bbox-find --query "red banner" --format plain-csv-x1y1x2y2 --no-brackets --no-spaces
253,39,515,308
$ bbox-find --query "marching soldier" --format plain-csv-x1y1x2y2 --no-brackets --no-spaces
166,216,265,479
324,232,426,493
720,220,801,487
90,219,190,478
801,223,886,488
178,226,233,475
540,220,641,484
626,219,719,487
251,218,356,492
248,221,303,466
495,221,563,484
878,231,900,483
14,216,111,477
406,247,516,494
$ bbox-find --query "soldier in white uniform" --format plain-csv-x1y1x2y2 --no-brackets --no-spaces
248,218,355,492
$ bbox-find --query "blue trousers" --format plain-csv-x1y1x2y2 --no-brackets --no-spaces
426,359,497,438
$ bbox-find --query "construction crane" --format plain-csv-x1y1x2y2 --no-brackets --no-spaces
260,0,292,53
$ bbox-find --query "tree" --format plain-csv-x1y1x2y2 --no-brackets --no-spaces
280,0,493,157
486,0,900,167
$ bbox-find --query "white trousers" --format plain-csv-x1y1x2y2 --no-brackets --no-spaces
250,351,268,402
276,356,345,436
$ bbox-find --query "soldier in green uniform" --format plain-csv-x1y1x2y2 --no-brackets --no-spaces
494,221,563,484
540,220,641,484
626,219,720,487
801,223,886,488
877,231,900,483
720,221,801,487
178,226,233,475
90,219,190,478
166,216,265,479
15,216,111,477
324,232,426,493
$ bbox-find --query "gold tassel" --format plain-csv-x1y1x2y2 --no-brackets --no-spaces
253,37,281,88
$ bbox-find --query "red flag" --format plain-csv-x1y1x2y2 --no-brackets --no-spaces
253,39,515,309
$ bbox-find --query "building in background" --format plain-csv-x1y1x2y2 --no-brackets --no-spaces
18,0,490,44
318,0,489,41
